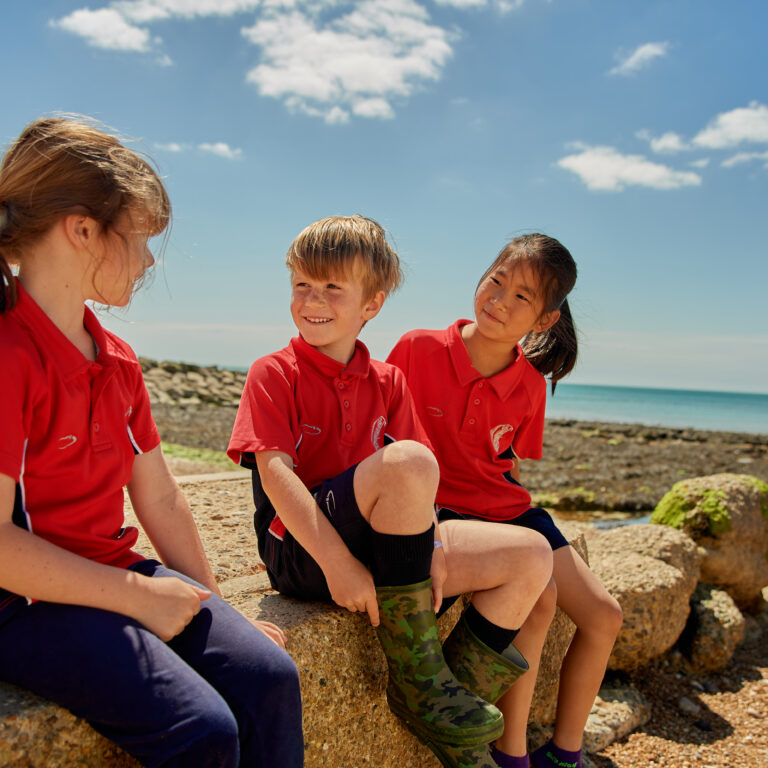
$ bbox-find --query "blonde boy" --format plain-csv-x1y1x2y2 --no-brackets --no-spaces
227,215,505,754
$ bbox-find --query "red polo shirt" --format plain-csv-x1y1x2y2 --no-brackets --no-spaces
0,282,160,618
227,335,430,537
387,320,546,521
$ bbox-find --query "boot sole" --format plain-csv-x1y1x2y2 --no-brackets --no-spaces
386,688,504,747
400,720,496,768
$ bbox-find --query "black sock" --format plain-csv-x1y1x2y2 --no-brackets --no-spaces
370,524,434,587
465,602,520,655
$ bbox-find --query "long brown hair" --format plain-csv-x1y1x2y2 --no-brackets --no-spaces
0,115,170,313
480,233,578,391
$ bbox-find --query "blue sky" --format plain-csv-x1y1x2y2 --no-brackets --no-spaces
2,0,767,393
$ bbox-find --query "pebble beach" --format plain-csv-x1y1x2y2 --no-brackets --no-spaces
143,359,768,767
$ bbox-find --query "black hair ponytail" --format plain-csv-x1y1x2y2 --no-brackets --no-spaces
521,297,577,393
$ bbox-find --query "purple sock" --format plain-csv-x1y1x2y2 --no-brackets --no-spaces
490,746,529,768
531,740,581,768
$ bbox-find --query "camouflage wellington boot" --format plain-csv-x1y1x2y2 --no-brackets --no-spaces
375,579,504,747
421,611,532,767
442,611,529,705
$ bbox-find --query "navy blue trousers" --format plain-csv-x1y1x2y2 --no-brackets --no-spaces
0,560,303,768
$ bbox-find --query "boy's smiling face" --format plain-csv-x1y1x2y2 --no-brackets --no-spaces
290,258,384,364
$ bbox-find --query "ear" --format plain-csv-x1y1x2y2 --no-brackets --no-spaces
361,290,386,322
533,308,560,333
62,214,99,251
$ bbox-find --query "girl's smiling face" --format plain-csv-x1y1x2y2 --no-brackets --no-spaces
473,260,560,347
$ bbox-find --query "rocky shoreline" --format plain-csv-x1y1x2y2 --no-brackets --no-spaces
141,357,768,515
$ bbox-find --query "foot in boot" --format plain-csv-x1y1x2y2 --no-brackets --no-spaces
428,740,504,768
443,611,529,704
376,579,504,746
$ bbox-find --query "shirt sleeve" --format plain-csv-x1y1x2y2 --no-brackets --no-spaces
511,377,546,461
0,348,29,481
227,356,300,466
129,368,161,453
385,334,412,377
382,365,433,451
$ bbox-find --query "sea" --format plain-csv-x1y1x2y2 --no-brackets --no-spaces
545,383,768,436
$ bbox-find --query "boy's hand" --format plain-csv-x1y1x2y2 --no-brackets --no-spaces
132,575,210,642
324,554,380,626
430,542,447,613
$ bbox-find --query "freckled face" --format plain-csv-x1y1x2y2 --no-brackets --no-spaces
290,262,382,364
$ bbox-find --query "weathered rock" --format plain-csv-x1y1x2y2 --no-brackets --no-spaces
651,474,768,611
582,678,651,753
586,524,698,671
678,582,745,672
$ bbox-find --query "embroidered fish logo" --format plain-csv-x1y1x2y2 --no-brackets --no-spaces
490,424,515,453
58,435,78,450
426,406,444,418
371,416,386,450
301,424,322,436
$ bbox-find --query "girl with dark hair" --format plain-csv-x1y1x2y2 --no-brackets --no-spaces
0,116,303,767
388,234,622,768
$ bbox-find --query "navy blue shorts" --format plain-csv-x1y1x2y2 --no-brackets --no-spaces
256,464,372,601
437,505,569,551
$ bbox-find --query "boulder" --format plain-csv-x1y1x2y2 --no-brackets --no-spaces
585,524,699,671
651,474,768,611
678,583,745,673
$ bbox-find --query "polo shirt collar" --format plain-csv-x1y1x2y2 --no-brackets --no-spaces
447,319,528,399
13,280,114,380
290,334,371,379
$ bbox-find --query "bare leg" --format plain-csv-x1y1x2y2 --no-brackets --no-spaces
440,520,553,630
550,547,623,751
494,578,557,758
353,440,438,534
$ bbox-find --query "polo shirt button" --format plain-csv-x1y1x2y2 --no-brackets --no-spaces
469,418,476,425
93,423,100,432
473,398,480,405
345,423,352,431
478,382,485,388
337,382,345,390
344,400,350,408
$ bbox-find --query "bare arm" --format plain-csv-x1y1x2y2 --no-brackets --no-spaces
127,445,219,594
0,472,208,641
256,450,380,625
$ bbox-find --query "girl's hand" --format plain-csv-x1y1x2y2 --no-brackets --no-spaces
430,541,447,613
132,576,210,641
248,618,287,649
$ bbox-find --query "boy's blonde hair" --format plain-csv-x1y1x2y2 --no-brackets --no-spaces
286,215,402,301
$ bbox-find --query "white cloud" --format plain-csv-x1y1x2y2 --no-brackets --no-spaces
51,0,454,121
557,144,702,191
198,142,243,159
242,0,453,120
609,41,670,77
690,158,710,168
52,8,152,51
649,131,688,154
693,101,768,149
154,141,188,152
721,151,768,169
114,0,262,23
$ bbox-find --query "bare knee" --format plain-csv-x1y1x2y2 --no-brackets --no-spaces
583,594,623,640
379,440,439,494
